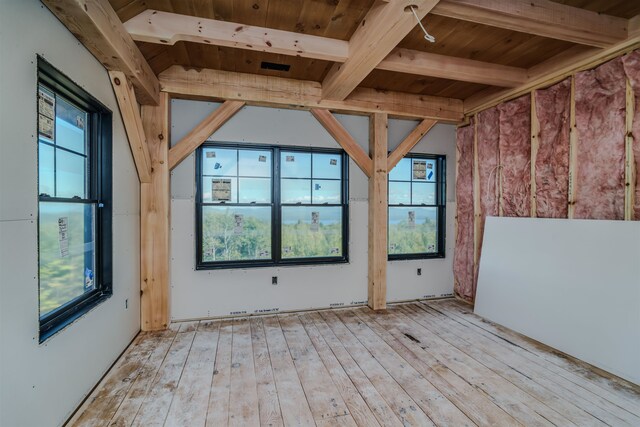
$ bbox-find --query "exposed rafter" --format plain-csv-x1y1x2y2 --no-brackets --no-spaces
387,119,438,170
311,109,373,177
169,101,245,170
432,0,628,48
42,0,159,105
124,10,527,88
322,0,440,101
159,66,464,122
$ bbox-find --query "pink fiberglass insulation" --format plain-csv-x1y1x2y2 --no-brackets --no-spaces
499,95,531,217
477,107,500,219
622,49,640,220
574,58,626,220
535,79,571,218
453,123,475,302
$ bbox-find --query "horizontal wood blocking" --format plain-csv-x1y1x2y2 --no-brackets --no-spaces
42,0,159,104
432,0,628,48
109,71,152,183
159,66,464,122
125,10,527,88
168,101,245,170
311,109,372,177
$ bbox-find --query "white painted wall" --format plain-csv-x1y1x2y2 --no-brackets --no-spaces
0,2,141,426
170,100,456,319
475,217,640,384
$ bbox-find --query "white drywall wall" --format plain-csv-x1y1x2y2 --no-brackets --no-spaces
475,217,640,384
0,1,141,426
170,100,456,319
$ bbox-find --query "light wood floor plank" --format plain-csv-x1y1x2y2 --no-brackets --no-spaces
229,319,261,427
279,314,354,424
262,316,316,427
206,320,234,426
164,321,220,427
319,310,436,426
298,313,382,427
250,318,285,427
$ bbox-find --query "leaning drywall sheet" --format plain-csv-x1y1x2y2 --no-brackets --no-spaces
475,217,640,384
622,49,640,220
499,95,531,217
574,58,626,220
453,122,475,301
535,79,571,218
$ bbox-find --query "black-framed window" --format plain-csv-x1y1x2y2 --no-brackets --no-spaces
388,154,445,259
196,144,348,269
37,57,112,342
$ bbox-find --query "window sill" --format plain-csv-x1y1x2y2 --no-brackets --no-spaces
196,257,349,270
39,292,111,344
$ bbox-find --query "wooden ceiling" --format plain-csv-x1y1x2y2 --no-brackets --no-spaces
107,0,640,104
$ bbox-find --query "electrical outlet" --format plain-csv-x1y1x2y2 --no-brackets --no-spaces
125,299,128,309
417,268,422,276
272,276,278,285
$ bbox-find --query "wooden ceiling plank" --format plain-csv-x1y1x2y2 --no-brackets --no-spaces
125,9,527,88
431,0,628,48
322,0,441,101
168,100,245,170
311,109,373,177
42,0,159,105
159,66,463,122
387,119,438,170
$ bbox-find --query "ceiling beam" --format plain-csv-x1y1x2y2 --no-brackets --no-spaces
125,10,527,88
387,119,437,170
168,101,245,170
311,109,373,177
464,29,640,114
42,0,159,105
159,66,464,122
432,0,628,48
322,0,441,101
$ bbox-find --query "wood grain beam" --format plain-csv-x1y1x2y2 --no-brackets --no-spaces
322,0,440,101
387,119,437,170
141,93,170,331
432,0,628,48
168,101,245,170
42,0,159,105
126,10,526,88
109,71,152,182
368,113,389,310
311,109,373,177
464,31,640,115
159,66,463,122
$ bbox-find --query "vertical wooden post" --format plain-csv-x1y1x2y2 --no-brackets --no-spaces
568,76,578,219
472,114,481,267
140,92,171,331
530,91,540,217
368,113,388,310
625,78,636,221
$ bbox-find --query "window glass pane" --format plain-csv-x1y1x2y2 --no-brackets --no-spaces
56,149,86,198
389,181,410,205
388,207,438,255
239,150,271,177
203,148,237,176
281,206,342,258
281,179,311,204
39,202,96,317
312,153,341,179
239,178,271,203
411,158,436,181
202,206,272,262
56,97,87,154
389,157,411,181
281,151,311,178
312,179,341,204
412,182,436,205
203,177,237,203
39,142,55,196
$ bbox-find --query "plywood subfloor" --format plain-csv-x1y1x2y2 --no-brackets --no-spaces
68,299,640,426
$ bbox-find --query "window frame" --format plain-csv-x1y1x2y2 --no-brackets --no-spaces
387,153,446,261
195,142,349,269
37,57,113,342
